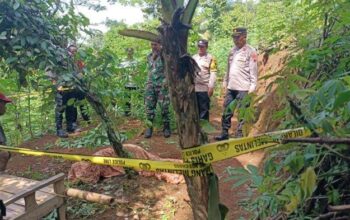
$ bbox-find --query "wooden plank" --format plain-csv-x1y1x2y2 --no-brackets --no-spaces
4,173,64,206
1,189,55,208
14,196,64,220
0,174,66,219
0,191,25,207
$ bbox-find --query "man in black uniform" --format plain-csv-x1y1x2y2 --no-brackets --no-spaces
0,92,12,172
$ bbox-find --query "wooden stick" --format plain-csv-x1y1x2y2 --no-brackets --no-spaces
283,137,350,145
66,188,118,205
329,204,350,212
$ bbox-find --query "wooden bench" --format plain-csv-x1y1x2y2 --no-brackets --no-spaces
0,173,66,220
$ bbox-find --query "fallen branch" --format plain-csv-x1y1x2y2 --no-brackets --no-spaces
329,204,350,212
283,137,350,145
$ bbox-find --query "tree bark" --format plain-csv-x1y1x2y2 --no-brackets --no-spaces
160,9,211,220
75,77,127,158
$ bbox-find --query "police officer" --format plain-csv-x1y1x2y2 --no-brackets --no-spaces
0,93,12,172
144,40,171,138
192,39,218,121
215,27,258,140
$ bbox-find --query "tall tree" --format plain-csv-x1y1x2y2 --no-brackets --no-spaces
120,1,227,219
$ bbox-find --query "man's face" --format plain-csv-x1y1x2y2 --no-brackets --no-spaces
197,45,208,55
151,42,161,53
0,101,6,116
233,34,247,48
68,46,77,55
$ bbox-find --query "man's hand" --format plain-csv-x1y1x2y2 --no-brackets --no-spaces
208,87,214,97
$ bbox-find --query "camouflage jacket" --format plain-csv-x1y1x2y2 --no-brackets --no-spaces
147,52,166,85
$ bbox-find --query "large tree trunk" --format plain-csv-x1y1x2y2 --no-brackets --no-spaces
160,10,211,220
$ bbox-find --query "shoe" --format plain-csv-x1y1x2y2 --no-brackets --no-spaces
0,151,10,172
144,128,153,138
214,130,229,141
163,123,171,138
67,123,81,133
57,129,68,138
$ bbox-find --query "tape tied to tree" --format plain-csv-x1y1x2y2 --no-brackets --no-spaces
0,127,311,176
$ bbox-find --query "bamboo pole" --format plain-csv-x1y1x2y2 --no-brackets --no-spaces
66,188,126,205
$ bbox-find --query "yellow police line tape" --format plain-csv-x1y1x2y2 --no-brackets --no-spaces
0,127,311,176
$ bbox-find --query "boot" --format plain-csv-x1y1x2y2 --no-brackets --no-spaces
214,129,229,141
67,122,80,133
144,127,153,138
0,151,11,172
163,123,171,138
57,129,68,138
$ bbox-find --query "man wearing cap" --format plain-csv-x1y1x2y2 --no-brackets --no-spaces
192,39,218,121
0,93,12,171
215,27,258,140
144,40,171,138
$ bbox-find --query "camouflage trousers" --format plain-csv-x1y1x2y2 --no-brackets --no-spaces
144,80,170,124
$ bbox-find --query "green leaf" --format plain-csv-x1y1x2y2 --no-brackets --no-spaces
5,57,18,64
0,31,7,40
333,90,350,110
13,1,20,10
231,176,250,189
118,29,158,42
300,167,317,199
181,0,198,25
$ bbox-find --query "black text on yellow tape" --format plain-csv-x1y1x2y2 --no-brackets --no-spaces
0,145,212,177
182,128,312,164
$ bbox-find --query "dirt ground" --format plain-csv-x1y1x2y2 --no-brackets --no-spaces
6,101,249,220
5,52,286,219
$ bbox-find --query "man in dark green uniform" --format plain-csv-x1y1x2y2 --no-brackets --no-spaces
144,40,171,138
0,92,12,172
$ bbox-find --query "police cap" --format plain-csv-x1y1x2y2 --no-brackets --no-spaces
232,27,247,37
197,39,208,47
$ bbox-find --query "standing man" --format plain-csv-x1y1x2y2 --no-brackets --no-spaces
67,45,90,126
144,40,171,138
121,47,138,116
192,39,218,121
0,93,12,171
215,27,258,140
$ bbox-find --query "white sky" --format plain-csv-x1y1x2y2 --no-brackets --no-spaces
76,1,144,32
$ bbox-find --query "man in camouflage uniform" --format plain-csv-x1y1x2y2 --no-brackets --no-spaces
0,92,12,172
192,39,218,121
48,45,81,138
67,45,90,125
215,27,258,140
144,40,171,138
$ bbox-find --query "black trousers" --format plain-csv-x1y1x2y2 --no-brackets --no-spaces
196,91,210,121
55,90,77,131
221,90,248,135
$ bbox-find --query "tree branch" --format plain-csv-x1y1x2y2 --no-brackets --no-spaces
329,204,350,212
283,137,350,145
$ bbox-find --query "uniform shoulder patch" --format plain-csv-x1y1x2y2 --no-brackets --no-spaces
210,57,218,72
